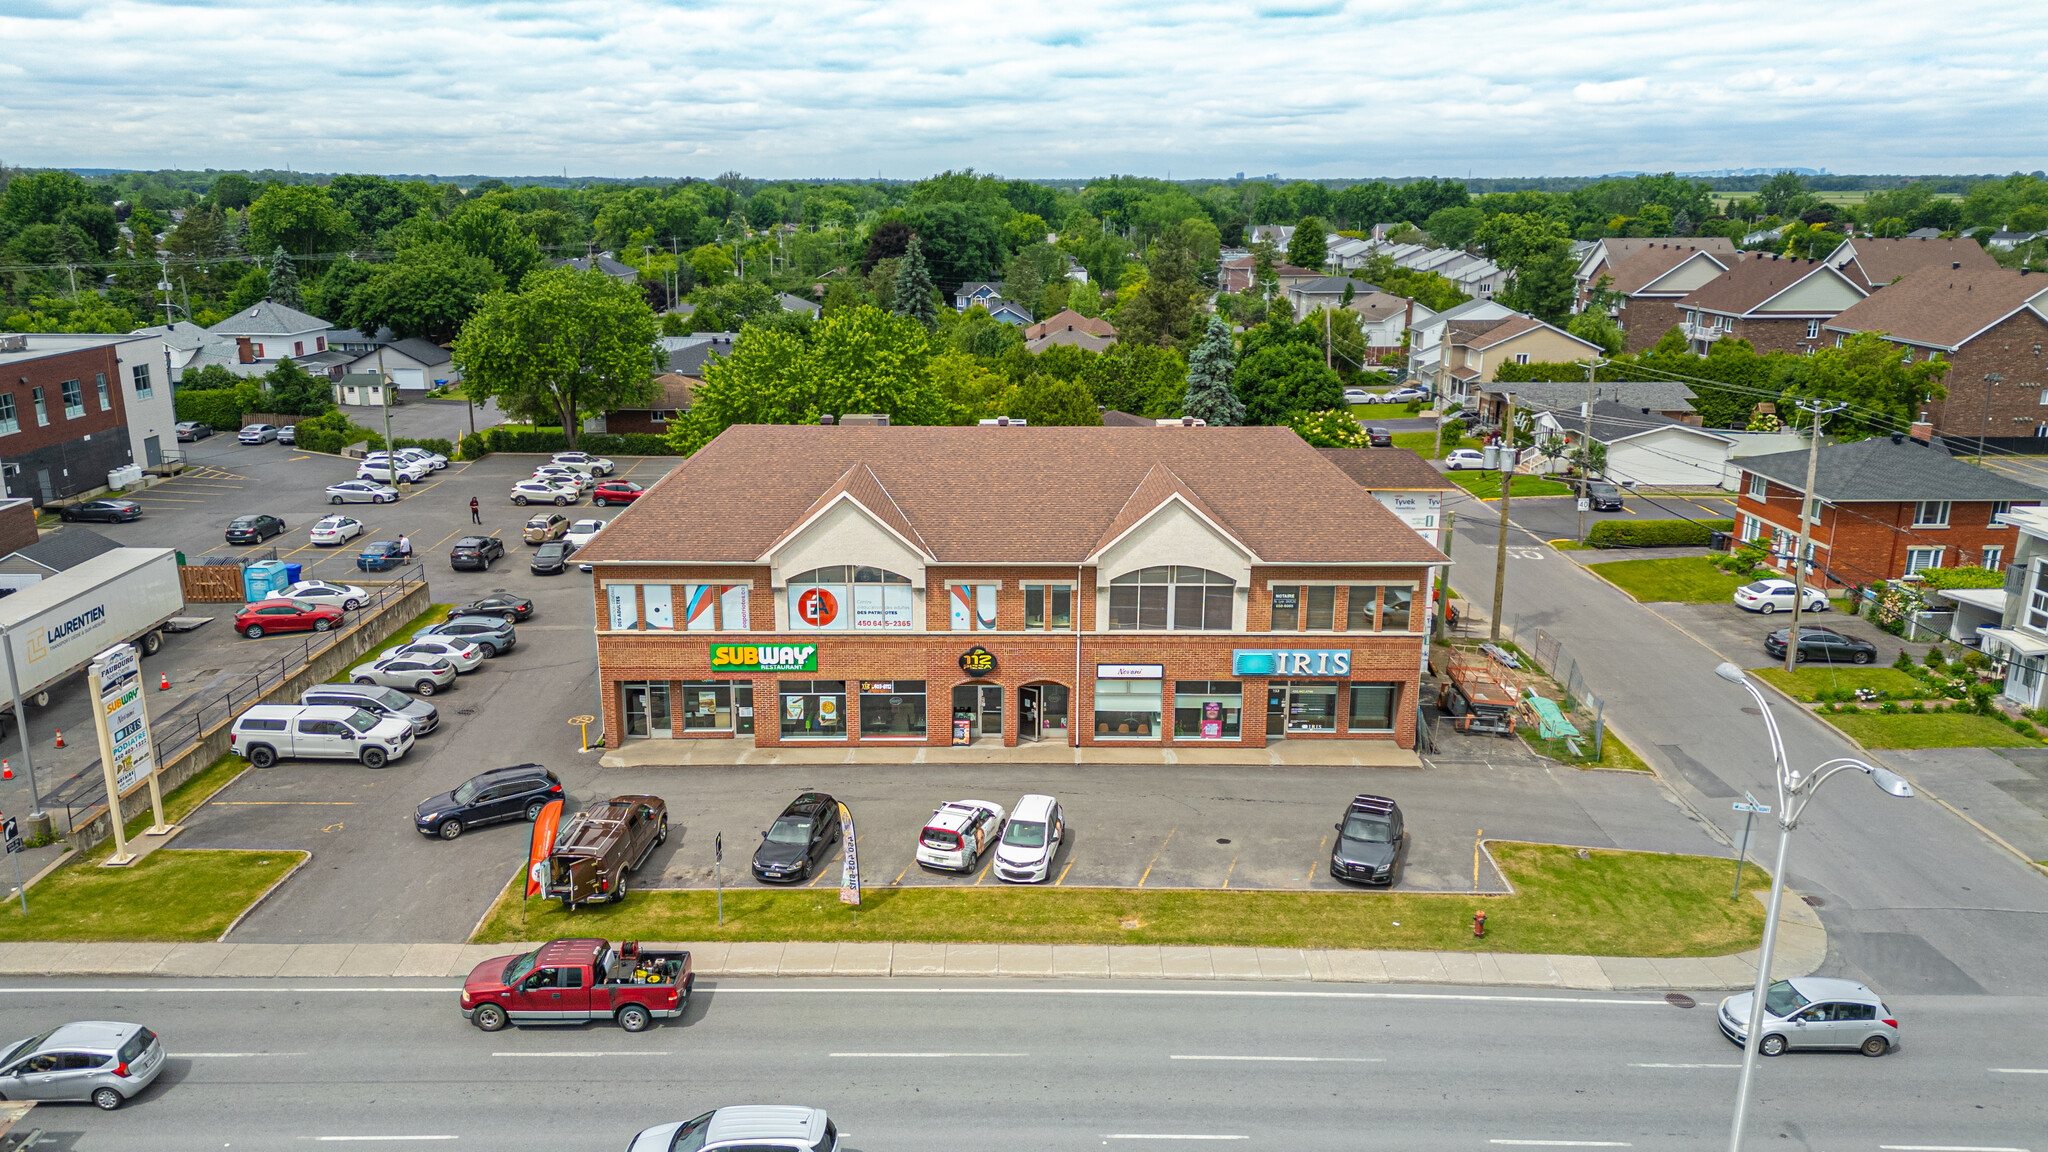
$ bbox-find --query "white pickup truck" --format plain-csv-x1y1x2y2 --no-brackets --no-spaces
228,703,417,769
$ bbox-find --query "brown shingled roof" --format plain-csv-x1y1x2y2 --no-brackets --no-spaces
1099,409,1155,427
574,425,1448,567
1024,309,1118,340
1676,254,1865,316
1823,267,2048,350
1833,236,2001,290
1605,244,1731,296
1025,328,1117,354
1317,448,1457,491
1090,463,1252,559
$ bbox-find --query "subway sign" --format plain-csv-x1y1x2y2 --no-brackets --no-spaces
709,643,819,672
1232,649,1352,676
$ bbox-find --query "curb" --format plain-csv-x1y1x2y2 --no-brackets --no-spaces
218,851,313,942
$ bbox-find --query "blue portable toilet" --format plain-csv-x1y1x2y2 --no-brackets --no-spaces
243,560,291,602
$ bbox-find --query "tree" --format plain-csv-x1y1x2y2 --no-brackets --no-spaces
1758,172,1811,219
1118,221,1203,348
1286,217,1328,269
267,246,301,308
449,203,544,285
1234,341,1344,426
901,202,1002,289
0,293,140,333
1782,330,1949,437
261,358,334,415
1476,212,1576,324
1424,205,1484,250
452,267,660,450
0,170,96,228
1182,317,1245,425
350,243,504,343
207,173,256,210
1012,375,1102,426
1083,342,1187,418
247,185,353,257
892,235,940,330
861,220,912,274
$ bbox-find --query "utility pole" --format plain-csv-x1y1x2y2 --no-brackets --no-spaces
375,349,397,490
1980,372,2003,463
156,258,175,326
1490,393,1516,641
1781,399,1846,674
1324,307,1333,371
1578,358,1599,545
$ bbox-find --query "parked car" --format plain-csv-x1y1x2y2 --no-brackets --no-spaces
1718,976,1898,1057
1735,578,1829,615
174,421,213,441
993,793,1064,883
391,637,485,674
362,447,446,472
510,480,577,506
415,763,562,839
628,1107,836,1152
449,535,505,571
325,480,399,505
238,423,278,444
1329,794,1405,886
564,519,606,549
1444,448,1489,470
552,450,615,475
453,594,533,623
229,703,415,769
234,598,343,638
1365,426,1394,447
1579,479,1624,511
59,498,141,523
541,795,669,908
276,579,368,611
753,792,842,883
0,1021,164,1110
532,464,597,491
1343,387,1373,404
1381,386,1429,403
523,512,571,544
224,513,286,545
463,937,691,1034
350,652,458,695
1764,625,1877,665
359,458,430,484
301,682,440,736
277,424,296,445
309,515,365,546
356,540,410,571
415,616,516,657
915,799,1007,873
591,480,645,506
529,540,577,575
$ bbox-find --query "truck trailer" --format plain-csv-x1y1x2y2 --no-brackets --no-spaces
0,548,185,737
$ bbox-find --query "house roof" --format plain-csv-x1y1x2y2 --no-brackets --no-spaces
205,299,332,336
1290,276,1380,296
617,373,697,411
1566,400,1733,446
1450,314,1601,356
1486,379,1697,414
1024,310,1117,341
1605,244,1731,295
1582,236,1737,280
1317,448,1457,491
1823,267,2048,351
555,254,637,279
1345,291,1422,324
1677,254,1866,316
777,292,821,316
1025,329,1117,354
1,527,123,576
659,333,740,375
1827,236,2001,290
382,337,453,367
1738,434,2048,503
957,281,1005,297
1099,409,1155,427
572,425,1449,568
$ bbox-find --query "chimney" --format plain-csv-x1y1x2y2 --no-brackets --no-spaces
819,414,835,425
1908,419,1933,444
236,336,254,364
1953,261,1961,269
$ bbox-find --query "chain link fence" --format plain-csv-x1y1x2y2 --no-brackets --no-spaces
1504,614,1608,762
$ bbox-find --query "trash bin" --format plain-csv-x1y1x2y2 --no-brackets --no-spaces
243,560,291,602
1710,530,1733,552
283,562,303,585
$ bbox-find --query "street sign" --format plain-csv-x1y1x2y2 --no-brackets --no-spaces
3,816,19,855
1733,802,1771,814
714,832,722,864
1576,498,1590,513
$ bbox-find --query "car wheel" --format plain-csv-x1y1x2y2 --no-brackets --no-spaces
92,1086,123,1111
525,801,547,822
554,496,569,506
330,495,344,504
1853,651,1872,665
140,629,163,656
1794,651,1808,663
513,496,528,506
503,612,519,624
1758,602,1776,614
473,1003,507,1031
1759,1033,1788,1057
611,871,630,902
360,747,388,769
353,676,378,686
244,624,265,639
1860,1035,1890,1057
617,1004,652,1033
594,497,607,507
656,817,667,846
344,599,361,611
415,680,438,696
375,494,392,504
440,819,464,840
248,745,277,769
313,619,333,632
477,642,498,658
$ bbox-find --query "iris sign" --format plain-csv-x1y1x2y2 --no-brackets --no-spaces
1231,649,1353,676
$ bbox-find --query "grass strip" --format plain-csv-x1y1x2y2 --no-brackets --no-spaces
1346,403,1418,421
1821,710,2043,749
472,842,1766,957
1447,472,1574,499
1518,726,1652,772
328,603,453,682
1391,430,1469,459
1587,556,1747,603
1751,666,1929,703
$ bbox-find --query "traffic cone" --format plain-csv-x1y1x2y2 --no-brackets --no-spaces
53,729,63,749
160,672,171,691
2,760,11,780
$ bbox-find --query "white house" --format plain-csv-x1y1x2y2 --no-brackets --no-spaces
1533,400,1735,488
337,337,459,398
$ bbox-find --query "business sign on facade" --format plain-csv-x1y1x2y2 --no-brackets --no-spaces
1232,649,1353,676
709,643,819,672
89,642,154,795
958,646,997,676
1375,491,1442,532
1096,663,1164,679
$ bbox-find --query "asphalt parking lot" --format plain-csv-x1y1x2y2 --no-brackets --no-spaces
1473,489,1741,542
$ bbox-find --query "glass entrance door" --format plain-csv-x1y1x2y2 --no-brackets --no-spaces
1268,685,1287,737
623,682,671,738
978,686,1003,742
1020,686,1040,740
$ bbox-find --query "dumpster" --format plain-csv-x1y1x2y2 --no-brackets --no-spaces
1710,530,1733,551
243,560,291,602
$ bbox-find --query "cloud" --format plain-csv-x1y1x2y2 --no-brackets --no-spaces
0,0,2044,176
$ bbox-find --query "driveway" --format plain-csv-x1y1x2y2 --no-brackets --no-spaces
1628,597,1931,672
1457,492,1740,543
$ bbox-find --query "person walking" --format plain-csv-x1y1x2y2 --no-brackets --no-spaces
397,533,413,564
470,496,481,524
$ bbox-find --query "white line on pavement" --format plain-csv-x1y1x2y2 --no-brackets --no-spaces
491,1052,668,1057
830,1052,1027,1058
1880,1146,2030,1151
172,1052,307,1057
1628,1062,1739,1068
1102,1136,1249,1141
714,988,1666,1005
304,1139,459,1143
1490,1142,1633,1148
1988,1067,2048,1073
1170,1055,1385,1063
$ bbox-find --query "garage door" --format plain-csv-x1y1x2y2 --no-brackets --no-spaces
390,369,426,390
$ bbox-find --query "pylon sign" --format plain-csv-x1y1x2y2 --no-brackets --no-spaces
90,643,154,795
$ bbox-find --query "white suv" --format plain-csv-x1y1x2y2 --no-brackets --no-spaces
630,1106,837,1152
229,703,416,769
994,793,1065,883
914,799,1006,873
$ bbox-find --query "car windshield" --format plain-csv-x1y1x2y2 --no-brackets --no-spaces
0,1028,57,1067
502,949,541,986
1343,814,1394,842
1763,979,1809,1017
667,1111,716,1152
343,708,380,734
118,1028,155,1064
767,817,813,845
452,778,483,804
1743,581,1779,593
1002,820,1046,848
362,686,409,709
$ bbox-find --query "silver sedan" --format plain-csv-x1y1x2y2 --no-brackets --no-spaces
278,580,369,611
349,654,458,695
391,638,485,673
326,480,399,505
1718,976,1899,1056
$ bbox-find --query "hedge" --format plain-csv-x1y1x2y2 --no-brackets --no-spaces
173,388,256,429
1586,518,1735,549
457,426,683,460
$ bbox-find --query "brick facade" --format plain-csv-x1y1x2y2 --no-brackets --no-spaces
0,344,134,505
1735,481,2021,587
603,410,674,437
1721,316,1826,357
1915,310,2048,441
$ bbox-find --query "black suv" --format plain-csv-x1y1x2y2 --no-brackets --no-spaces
1329,794,1405,886
752,792,842,883
414,764,563,840
530,540,577,575
453,594,533,623
1578,479,1624,511
225,513,286,544
449,535,505,571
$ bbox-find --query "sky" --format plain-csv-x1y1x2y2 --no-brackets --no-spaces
3,0,2046,179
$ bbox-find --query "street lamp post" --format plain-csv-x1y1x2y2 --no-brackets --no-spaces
1713,661,1916,1152
1980,372,2003,463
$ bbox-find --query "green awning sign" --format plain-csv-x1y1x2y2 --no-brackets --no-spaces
709,643,818,672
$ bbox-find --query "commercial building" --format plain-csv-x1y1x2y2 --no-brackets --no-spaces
0,335,142,504
575,425,1448,753
0,332,179,471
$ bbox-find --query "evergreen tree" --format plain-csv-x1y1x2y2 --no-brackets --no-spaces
1286,217,1328,269
1182,317,1245,426
267,246,300,308
892,235,940,331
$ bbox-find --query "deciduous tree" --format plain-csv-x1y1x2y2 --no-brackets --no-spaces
1233,340,1344,426
453,267,660,450
1286,216,1328,270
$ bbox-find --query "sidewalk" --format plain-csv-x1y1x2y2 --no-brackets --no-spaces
600,738,1422,770
0,892,1822,992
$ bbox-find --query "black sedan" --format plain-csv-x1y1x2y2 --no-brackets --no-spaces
453,594,533,623
449,535,505,571
225,513,287,545
1364,426,1394,447
1329,794,1405,886
60,498,141,523
530,540,577,575
752,792,842,883
414,763,563,840
1764,625,1878,664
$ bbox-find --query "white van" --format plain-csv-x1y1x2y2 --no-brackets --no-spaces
230,703,416,769
993,793,1065,883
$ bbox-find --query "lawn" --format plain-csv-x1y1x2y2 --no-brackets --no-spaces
1588,556,1746,603
326,603,452,682
473,842,1768,958
1752,666,1930,702
1347,402,1418,421
1391,430,1469,459
1519,725,1653,772
1822,710,2043,749
1448,472,1574,499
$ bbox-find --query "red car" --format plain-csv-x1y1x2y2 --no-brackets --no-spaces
235,597,344,639
591,480,644,507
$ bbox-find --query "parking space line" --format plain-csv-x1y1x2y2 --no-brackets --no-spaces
1055,857,1074,885
428,529,464,552
215,801,357,806
891,861,912,886
1308,834,1328,886
973,854,994,885
1137,827,1176,888
1220,855,1238,888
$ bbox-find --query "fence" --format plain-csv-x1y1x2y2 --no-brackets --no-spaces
1502,614,1608,760
179,565,247,602
45,565,427,831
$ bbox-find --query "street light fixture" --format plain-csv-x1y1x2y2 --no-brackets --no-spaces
1713,661,1913,1152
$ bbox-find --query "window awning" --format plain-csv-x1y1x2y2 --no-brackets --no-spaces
1934,587,2007,614
1977,627,2048,656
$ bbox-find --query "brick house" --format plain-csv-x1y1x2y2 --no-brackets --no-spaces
573,425,1446,753
1574,236,1736,318
1822,268,2048,446
1732,427,2045,589
1822,236,2001,291
1674,254,1868,356
1600,243,1738,352
0,337,137,505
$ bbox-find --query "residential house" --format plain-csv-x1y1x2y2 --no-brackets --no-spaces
555,253,639,282
135,299,345,381
605,373,698,436
1975,507,2048,705
1439,255,1505,300
1316,448,1457,548
337,336,459,397
984,300,1033,326
1099,410,1155,427
1345,293,1436,365
1218,256,1322,295
777,292,822,319
1370,223,1410,241
1027,328,1116,354
955,282,1006,311
1903,228,1945,240
1287,276,1380,320
1742,223,1792,247
1988,232,2043,252
1025,311,1118,342
1592,243,1737,351
0,335,140,505
1732,425,2043,590
1531,401,1735,488
1407,299,1521,386
0,332,179,470
1822,236,2000,289
1478,379,1699,427
1247,224,1296,248
1326,237,1376,271
1674,254,1868,356
1822,267,2048,445
1574,236,1737,311
0,525,123,591
1434,316,1602,406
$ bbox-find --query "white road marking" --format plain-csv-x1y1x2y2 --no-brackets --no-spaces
1988,1067,2048,1073
1102,1137,1249,1142
491,1051,667,1057
1880,1146,2030,1151
1628,1062,1738,1068
305,1139,459,1143
1170,1055,1384,1063
716,988,1665,1005
172,1051,307,1057
830,1051,1026,1058
1490,1142,1633,1148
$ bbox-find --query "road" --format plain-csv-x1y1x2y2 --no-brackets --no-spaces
3,978,2041,1151
1445,489,2048,998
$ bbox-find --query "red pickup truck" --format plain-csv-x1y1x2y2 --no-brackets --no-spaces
461,937,693,1033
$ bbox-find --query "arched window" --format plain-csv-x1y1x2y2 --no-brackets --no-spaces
1108,566,1234,631
787,565,914,631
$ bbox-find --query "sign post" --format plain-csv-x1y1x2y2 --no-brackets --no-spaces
715,831,724,926
3,815,24,916
1731,794,1771,899
837,802,860,906
89,643,167,867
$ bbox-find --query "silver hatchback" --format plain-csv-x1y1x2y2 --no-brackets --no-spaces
1718,976,1899,1056
0,1020,164,1109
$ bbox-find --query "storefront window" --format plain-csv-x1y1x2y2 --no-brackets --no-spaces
1349,683,1398,732
605,585,638,630
642,584,674,630
1347,586,1381,631
1023,584,1073,630
1094,677,1162,738
1270,585,1334,631
683,585,750,631
951,583,999,630
779,680,846,739
1270,586,1298,631
1109,567,1232,630
1381,587,1414,632
1283,683,1338,733
1174,681,1242,739
679,682,734,730
859,680,927,738
789,567,911,631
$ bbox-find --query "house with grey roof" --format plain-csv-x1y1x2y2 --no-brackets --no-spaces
1531,400,1734,488
1286,276,1381,320
336,336,459,399
555,253,638,281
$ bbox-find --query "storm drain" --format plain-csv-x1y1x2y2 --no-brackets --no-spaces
1665,993,1697,1009
1802,894,1825,907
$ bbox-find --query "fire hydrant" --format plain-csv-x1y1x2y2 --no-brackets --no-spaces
1473,911,1487,938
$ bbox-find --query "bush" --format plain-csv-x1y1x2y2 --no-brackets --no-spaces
1917,566,2006,591
292,409,369,455
459,432,487,461
454,427,685,460
1584,518,1734,549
